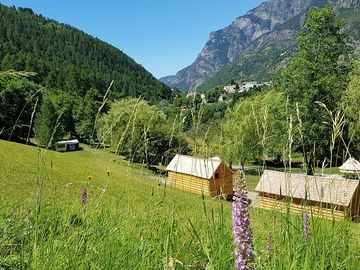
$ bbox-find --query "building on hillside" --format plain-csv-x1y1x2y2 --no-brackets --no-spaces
166,154,233,199
255,170,360,220
224,85,237,93
218,94,227,102
55,139,80,152
339,157,360,174
240,82,257,91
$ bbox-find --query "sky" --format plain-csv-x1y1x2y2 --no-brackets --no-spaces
0,0,264,78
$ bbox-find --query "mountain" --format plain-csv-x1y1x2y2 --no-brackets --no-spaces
160,0,360,91
0,4,172,102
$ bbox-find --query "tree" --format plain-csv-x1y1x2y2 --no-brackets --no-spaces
205,87,223,103
0,73,40,141
97,98,190,165
211,90,286,168
277,5,351,174
35,90,75,147
34,97,56,147
74,87,101,140
341,58,360,156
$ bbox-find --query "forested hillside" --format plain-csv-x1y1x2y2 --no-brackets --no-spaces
0,4,171,102
0,4,176,146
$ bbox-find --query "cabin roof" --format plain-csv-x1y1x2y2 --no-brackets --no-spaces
166,154,223,179
255,170,359,206
339,157,360,173
56,139,79,145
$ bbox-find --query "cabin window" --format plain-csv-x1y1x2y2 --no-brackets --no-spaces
214,173,219,179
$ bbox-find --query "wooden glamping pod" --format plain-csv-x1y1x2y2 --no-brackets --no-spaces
166,154,233,199
255,170,360,220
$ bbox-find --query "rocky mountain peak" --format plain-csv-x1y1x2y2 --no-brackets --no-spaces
160,0,358,91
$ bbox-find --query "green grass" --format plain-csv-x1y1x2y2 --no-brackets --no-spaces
1,140,360,269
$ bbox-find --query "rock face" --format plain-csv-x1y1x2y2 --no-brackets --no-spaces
160,0,358,90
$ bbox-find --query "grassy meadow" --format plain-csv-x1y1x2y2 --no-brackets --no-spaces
1,139,360,269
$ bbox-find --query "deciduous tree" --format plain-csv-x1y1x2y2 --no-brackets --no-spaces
278,5,351,174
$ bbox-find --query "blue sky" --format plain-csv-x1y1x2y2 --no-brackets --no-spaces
0,0,264,78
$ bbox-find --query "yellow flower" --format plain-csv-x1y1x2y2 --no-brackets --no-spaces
87,175,93,181
105,169,112,176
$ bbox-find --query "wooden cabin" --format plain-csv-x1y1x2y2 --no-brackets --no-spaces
255,170,360,220
166,154,233,199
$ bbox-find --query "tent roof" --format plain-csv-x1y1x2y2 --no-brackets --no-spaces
339,157,360,173
166,154,223,179
255,170,359,206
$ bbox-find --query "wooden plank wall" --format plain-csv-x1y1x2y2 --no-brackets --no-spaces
258,196,347,220
209,163,233,197
168,171,211,196
350,185,360,220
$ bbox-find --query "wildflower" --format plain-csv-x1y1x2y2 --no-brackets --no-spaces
232,173,255,270
82,187,88,206
303,212,310,241
87,175,93,181
105,169,112,176
266,233,273,259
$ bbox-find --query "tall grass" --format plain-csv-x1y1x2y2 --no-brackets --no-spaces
1,77,360,269
1,138,360,269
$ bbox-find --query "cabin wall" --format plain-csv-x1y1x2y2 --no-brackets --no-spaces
168,171,211,196
258,193,346,220
350,185,360,220
209,163,233,197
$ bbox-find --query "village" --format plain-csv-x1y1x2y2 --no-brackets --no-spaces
185,81,271,103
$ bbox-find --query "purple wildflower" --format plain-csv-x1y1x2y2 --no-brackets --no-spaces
303,212,310,241
82,187,88,206
266,233,273,258
232,178,255,270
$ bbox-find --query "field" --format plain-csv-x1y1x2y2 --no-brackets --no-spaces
1,139,360,269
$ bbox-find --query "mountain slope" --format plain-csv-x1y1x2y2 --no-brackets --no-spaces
0,4,171,102
199,4,360,90
161,0,359,91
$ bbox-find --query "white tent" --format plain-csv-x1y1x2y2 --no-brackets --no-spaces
339,157,360,174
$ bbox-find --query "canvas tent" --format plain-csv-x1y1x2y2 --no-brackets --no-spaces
339,157,360,174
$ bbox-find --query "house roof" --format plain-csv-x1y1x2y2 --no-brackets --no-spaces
339,157,360,173
166,154,223,179
255,170,359,206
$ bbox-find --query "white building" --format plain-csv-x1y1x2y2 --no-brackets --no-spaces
223,85,237,93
